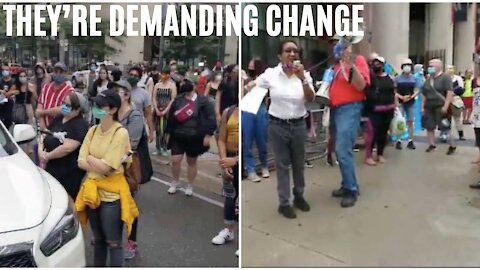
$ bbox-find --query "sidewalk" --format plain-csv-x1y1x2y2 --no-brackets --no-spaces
242,127,480,267
148,137,224,197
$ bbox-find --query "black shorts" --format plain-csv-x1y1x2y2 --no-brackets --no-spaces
169,136,209,158
475,128,480,147
423,106,443,131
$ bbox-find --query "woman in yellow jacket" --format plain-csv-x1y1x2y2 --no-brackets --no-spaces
76,89,139,267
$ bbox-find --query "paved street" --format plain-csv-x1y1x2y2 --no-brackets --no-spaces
242,128,480,267
83,173,238,267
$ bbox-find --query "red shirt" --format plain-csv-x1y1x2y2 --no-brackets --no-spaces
197,75,207,96
329,55,370,108
38,82,74,127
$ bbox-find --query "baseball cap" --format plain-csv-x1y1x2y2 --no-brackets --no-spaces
92,89,121,109
111,79,132,92
373,56,386,64
53,62,68,72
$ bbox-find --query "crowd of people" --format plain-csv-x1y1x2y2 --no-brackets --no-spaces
243,38,480,219
0,58,239,265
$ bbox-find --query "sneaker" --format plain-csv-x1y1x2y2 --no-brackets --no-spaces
211,228,234,245
396,141,403,150
304,160,314,168
426,145,437,153
261,168,270,178
235,250,239,257
247,172,261,182
278,205,296,219
332,187,349,198
341,190,358,208
185,184,194,196
160,148,169,156
469,181,480,189
124,240,138,260
168,181,179,194
152,150,161,156
446,146,457,155
353,145,360,152
293,195,310,212
407,141,416,150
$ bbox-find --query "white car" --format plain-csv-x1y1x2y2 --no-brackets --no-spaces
0,123,86,267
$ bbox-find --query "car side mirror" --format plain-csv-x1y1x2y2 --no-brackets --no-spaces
13,124,36,144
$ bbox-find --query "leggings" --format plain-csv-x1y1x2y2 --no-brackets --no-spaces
88,200,124,267
155,115,168,151
361,118,374,159
370,111,394,157
223,153,239,224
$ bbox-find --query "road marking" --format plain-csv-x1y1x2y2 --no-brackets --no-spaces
151,176,224,208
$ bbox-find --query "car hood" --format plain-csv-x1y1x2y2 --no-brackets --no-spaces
0,153,51,234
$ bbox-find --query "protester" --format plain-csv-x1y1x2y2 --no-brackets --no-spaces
242,59,269,182
89,66,111,98
211,104,239,257
463,69,474,125
216,65,239,124
0,63,16,130
39,92,88,199
446,65,466,141
469,72,480,189
205,71,222,106
76,89,139,267
329,42,370,208
127,66,155,143
395,58,419,150
152,68,177,156
367,56,398,163
36,62,75,130
421,59,455,154
115,80,145,260
165,80,216,196
33,62,50,99
249,40,315,218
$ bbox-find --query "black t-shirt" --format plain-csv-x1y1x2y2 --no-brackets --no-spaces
219,81,238,113
44,115,89,195
367,74,396,107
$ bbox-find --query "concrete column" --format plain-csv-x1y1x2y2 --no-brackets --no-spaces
370,3,410,72
453,4,475,73
425,3,454,66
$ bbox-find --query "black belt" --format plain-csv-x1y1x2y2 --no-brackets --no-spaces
269,115,304,124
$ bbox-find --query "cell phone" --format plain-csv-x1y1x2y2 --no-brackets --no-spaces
293,60,301,65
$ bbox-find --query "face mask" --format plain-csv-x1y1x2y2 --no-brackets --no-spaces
152,74,160,82
215,75,222,82
60,104,72,116
247,69,256,78
2,70,10,77
373,66,383,73
19,78,28,84
36,69,44,76
402,65,412,73
52,75,66,84
92,106,107,120
170,65,177,72
428,67,435,75
127,77,140,87
90,66,96,72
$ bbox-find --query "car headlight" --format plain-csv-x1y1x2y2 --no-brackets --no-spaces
40,197,80,257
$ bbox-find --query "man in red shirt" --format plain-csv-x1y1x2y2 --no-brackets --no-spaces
329,44,370,208
36,62,74,130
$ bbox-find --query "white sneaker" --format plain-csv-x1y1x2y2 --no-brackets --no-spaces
212,228,234,245
168,181,179,194
247,172,261,182
261,168,270,178
185,184,193,196
235,250,239,257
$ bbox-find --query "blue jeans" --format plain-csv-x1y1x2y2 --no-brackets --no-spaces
242,104,268,173
331,102,363,192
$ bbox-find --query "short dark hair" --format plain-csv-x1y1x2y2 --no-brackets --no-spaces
180,80,194,93
129,66,143,77
278,39,299,55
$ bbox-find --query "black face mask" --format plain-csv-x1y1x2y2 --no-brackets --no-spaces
372,66,383,73
152,74,160,83
247,69,256,78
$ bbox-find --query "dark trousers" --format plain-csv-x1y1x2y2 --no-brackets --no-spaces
223,154,239,223
128,192,138,242
88,200,124,267
370,111,394,156
268,118,307,206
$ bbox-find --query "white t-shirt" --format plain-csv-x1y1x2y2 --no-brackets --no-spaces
472,86,480,128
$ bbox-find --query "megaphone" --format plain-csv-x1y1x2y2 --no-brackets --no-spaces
334,22,366,59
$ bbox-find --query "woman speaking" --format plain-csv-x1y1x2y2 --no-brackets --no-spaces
249,40,315,219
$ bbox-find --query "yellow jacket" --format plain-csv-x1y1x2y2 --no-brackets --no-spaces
75,173,139,236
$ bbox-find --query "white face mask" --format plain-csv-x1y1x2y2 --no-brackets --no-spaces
403,65,412,73
215,75,222,81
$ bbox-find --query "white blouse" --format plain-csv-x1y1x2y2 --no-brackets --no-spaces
255,64,314,119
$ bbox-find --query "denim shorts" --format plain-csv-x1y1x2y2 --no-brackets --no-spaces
401,103,414,121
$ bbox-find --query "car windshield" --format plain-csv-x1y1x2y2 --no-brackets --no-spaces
0,123,18,157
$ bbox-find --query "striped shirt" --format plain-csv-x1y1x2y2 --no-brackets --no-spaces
38,82,74,127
